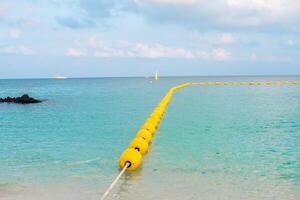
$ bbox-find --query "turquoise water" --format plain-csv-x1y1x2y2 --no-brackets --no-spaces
0,76,299,200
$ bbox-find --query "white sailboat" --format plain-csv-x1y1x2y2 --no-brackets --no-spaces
154,71,158,81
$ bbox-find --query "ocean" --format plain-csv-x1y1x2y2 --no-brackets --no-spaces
0,76,299,200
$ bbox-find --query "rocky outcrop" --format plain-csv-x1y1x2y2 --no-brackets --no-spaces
0,94,43,104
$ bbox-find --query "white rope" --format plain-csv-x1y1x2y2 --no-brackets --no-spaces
100,162,130,200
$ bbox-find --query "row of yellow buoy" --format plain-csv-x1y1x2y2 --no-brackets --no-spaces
118,83,190,171
118,80,298,171
191,81,299,86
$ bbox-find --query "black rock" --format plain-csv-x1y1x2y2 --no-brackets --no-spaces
0,94,43,104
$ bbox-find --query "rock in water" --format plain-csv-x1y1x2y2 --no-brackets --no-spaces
0,94,43,104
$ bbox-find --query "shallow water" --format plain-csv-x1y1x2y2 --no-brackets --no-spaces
0,76,299,200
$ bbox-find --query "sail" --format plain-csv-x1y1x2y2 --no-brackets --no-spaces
154,71,158,81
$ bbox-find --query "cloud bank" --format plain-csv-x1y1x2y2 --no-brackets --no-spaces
67,36,233,60
59,0,300,31
0,45,34,55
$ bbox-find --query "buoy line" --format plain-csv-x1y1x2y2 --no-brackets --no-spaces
99,83,190,199
118,83,190,171
191,80,299,86
99,80,299,199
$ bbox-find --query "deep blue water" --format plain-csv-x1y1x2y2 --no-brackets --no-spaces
0,76,299,200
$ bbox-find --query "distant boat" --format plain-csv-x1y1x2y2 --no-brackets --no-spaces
154,71,158,81
52,75,67,79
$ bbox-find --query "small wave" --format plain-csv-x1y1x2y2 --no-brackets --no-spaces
66,158,101,167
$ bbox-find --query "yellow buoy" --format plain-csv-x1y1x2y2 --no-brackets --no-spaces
223,82,228,85
154,107,164,112
231,82,238,85
154,108,164,115
207,82,213,85
151,112,162,119
136,129,153,143
249,82,255,85
149,115,160,124
157,104,166,109
199,82,206,86
119,148,142,170
215,82,222,85
241,82,247,85
147,117,158,124
257,81,263,85
142,122,156,134
129,137,149,154
293,81,299,85
152,111,163,119
147,119,159,128
284,81,289,84
266,81,271,85
275,81,281,85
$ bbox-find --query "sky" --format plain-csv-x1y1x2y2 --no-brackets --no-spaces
0,0,300,78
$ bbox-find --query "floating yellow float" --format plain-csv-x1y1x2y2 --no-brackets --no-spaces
266,81,271,85
118,83,190,170
129,137,149,155
136,129,153,143
118,80,299,171
119,148,142,171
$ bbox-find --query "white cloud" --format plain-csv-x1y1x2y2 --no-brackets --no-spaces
89,35,196,59
8,30,22,39
188,32,237,46
212,48,233,60
134,0,300,29
195,51,210,59
93,44,234,61
93,43,194,59
67,48,87,57
94,51,115,57
131,43,195,59
19,46,34,55
58,1,300,34
0,45,34,55
84,36,234,60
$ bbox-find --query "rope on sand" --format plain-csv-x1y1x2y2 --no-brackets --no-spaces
99,162,129,200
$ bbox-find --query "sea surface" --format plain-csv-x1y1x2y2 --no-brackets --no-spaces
0,76,299,200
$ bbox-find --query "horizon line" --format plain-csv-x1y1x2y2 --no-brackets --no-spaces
1,74,300,80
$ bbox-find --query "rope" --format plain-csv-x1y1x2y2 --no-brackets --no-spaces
100,162,130,200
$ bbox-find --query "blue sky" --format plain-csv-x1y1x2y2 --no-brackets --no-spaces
0,0,300,78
